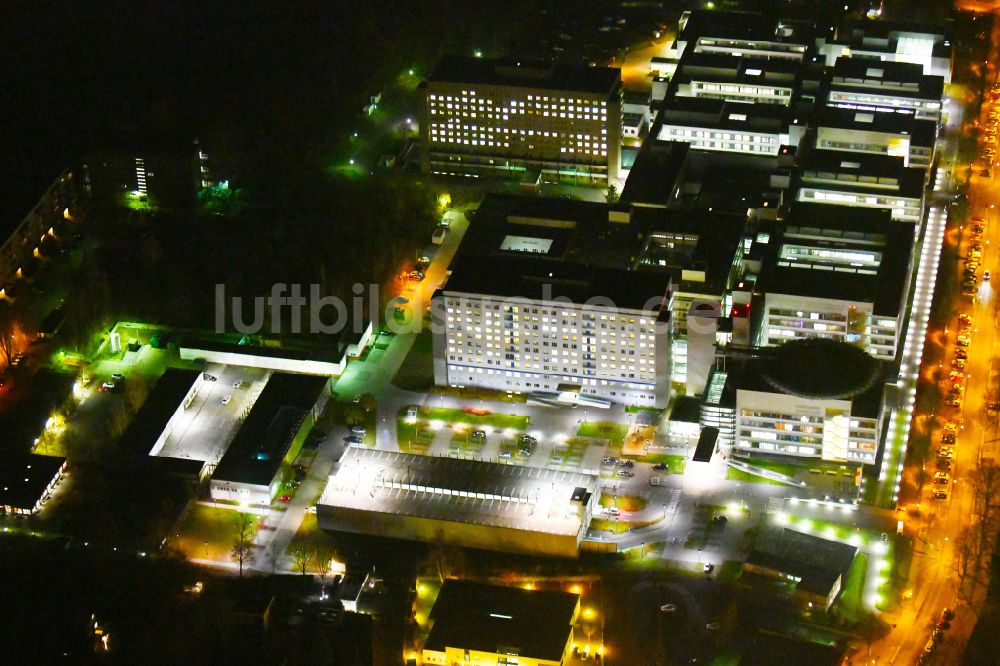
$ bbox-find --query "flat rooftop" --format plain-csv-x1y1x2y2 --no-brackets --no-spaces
212,373,328,486
658,96,789,135
816,106,937,146
828,58,944,101
758,203,914,317
720,343,886,418
118,368,200,457
673,51,802,86
747,526,858,594
632,207,745,297
426,55,621,96
796,149,926,200
424,579,579,661
619,140,690,207
445,194,672,312
0,453,64,511
678,10,815,49
319,448,598,538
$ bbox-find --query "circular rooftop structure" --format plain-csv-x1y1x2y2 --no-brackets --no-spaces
760,339,881,400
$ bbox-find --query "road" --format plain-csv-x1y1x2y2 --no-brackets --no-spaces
868,9,999,664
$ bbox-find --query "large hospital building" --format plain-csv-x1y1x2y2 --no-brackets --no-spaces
420,55,623,185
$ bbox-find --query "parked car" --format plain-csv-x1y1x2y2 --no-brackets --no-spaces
652,463,668,470
100,381,116,392
203,373,217,382
350,425,366,436
703,563,715,574
615,469,635,478
940,433,956,444
111,373,124,381
221,394,232,405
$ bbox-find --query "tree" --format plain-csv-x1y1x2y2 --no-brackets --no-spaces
605,184,619,203
0,318,15,370
359,393,377,414
954,526,981,602
230,512,256,578
124,376,150,413
292,547,312,575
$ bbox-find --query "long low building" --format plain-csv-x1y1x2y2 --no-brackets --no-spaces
210,373,331,505
317,448,600,558
0,454,66,516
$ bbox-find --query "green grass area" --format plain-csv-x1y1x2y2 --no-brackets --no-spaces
599,495,649,512
725,468,785,486
778,512,870,544
173,505,260,561
419,407,529,431
576,421,629,445
432,385,528,403
625,406,663,415
835,552,869,622
396,422,434,454
287,513,341,566
624,452,687,474
589,518,656,535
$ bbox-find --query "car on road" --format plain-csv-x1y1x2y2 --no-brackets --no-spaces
499,450,512,459
604,507,621,516
111,373,124,381
471,429,486,441
986,270,992,281
407,270,425,282
660,604,677,613
942,607,955,621
703,563,714,574
615,469,635,478
221,394,232,405
232,380,244,389
100,381,116,392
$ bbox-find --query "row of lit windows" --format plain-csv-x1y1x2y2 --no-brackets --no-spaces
666,128,776,143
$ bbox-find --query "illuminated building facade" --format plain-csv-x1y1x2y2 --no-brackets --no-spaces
421,56,623,185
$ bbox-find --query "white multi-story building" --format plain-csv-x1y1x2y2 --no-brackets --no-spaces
817,22,953,83
430,195,673,406
421,56,623,185
753,205,914,362
794,150,926,224
825,58,945,122
703,340,885,464
433,292,671,406
670,52,802,106
814,106,936,168
656,97,801,156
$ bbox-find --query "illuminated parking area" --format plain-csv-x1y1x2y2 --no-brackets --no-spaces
875,177,950,506
318,447,600,555
152,364,270,464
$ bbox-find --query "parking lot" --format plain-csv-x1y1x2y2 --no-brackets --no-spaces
153,364,269,463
